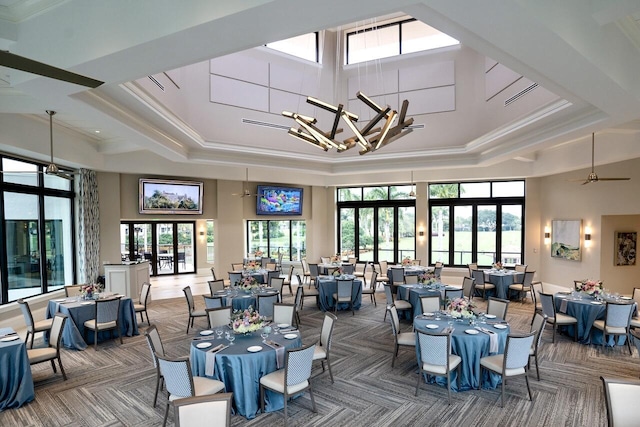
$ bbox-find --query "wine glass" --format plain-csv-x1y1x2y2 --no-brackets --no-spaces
260,330,269,343
226,332,235,346
216,329,223,340
273,326,280,335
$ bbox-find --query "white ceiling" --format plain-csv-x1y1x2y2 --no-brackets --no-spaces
1,0,640,186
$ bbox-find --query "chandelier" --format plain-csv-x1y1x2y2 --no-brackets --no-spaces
282,92,413,155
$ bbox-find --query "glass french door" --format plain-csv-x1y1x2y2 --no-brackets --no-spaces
121,221,195,276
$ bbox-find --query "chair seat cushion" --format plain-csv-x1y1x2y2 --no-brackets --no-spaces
133,303,146,312
27,347,56,364
480,354,525,376
593,320,627,334
394,300,412,310
312,345,327,360
304,288,320,296
630,317,640,328
260,369,309,394
552,313,577,325
191,310,207,317
475,284,496,289
422,354,461,375
169,377,225,401
377,276,389,282
509,284,530,291
32,318,54,333
83,320,117,330
354,272,365,277
362,288,375,294
397,332,416,346
332,293,351,303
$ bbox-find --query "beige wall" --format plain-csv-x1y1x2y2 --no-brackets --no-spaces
601,215,640,290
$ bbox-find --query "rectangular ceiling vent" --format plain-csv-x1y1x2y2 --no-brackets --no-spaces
504,82,538,106
148,75,165,91
242,118,289,131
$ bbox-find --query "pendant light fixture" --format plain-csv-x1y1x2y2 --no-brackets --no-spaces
409,171,416,198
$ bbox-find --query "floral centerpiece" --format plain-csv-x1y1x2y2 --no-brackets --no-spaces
577,279,603,297
402,257,412,266
235,276,259,292
231,306,264,334
244,260,260,271
81,283,100,299
418,272,437,285
254,250,263,257
492,262,503,270
447,297,477,319
332,267,343,277
330,254,340,264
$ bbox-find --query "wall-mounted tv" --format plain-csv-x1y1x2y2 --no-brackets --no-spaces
257,185,303,215
139,178,203,215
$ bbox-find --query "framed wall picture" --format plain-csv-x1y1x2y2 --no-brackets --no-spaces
551,219,582,261
615,231,637,266
139,179,203,215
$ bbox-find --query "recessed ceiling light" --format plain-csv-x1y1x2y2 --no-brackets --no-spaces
94,130,100,133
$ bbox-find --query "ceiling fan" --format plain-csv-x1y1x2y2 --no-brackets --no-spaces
571,133,630,185
1,111,75,180
232,168,257,197
0,50,104,88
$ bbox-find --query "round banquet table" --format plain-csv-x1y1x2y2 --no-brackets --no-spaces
484,270,524,300
190,326,302,419
0,327,34,410
397,283,460,318
414,315,510,391
212,288,280,311
315,275,362,311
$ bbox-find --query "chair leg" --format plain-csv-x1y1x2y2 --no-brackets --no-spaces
628,333,633,355
259,384,265,413
162,402,170,427
535,354,540,381
94,329,98,351
446,371,452,405
186,315,191,334
308,386,317,412
500,376,505,408
415,371,422,396
552,323,556,343
50,359,57,373
153,375,160,407
58,357,67,381
283,393,288,427
326,357,334,384
525,373,532,401
391,344,397,367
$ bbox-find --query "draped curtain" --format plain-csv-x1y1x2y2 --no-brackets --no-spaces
78,169,100,283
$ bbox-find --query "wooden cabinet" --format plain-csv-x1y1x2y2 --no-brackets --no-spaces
104,261,150,299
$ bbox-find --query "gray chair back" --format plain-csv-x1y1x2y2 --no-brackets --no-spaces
504,333,535,370
530,311,547,352
285,343,316,387
17,299,34,329
156,354,195,399
417,329,450,367
444,288,463,303
384,284,394,305
308,263,319,280
273,303,295,325
229,272,243,285
539,292,557,318
336,279,353,300
487,297,509,320
203,296,223,309
320,313,336,350
462,277,475,299
258,294,278,319
266,269,280,284
183,286,196,313
341,264,355,275
434,262,443,278
404,275,418,284
419,295,441,313
390,268,404,285
605,302,634,328
471,270,485,286
145,324,165,367
208,280,224,294
206,307,232,328
140,282,151,305
96,297,121,323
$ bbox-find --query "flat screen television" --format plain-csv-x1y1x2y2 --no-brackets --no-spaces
256,185,303,215
139,178,203,215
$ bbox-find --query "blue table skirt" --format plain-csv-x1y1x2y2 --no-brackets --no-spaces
554,295,629,345
316,277,362,311
190,327,302,419
387,266,431,277
46,298,139,350
213,290,280,312
414,318,508,391
0,327,34,411
484,271,524,300
397,284,458,318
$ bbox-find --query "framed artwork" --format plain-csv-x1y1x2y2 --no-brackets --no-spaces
551,219,582,261
615,232,637,266
139,178,203,214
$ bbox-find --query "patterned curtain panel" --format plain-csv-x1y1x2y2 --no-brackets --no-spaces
78,169,100,283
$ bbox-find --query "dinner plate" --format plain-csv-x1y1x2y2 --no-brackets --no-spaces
425,324,439,329
464,329,479,335
200,330,214,336
284,333,298,340
53,298,66,302
621,296,632,300
80,301,93,305
484,314,497,319
493,324,508,329
590,301,603,305
196,342,212,349
247,346,263,353
277,324,290,328
0,336,19,342
422,312,434,316
556,294,567,298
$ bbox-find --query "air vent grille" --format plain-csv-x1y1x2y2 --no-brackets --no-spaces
505,83,538,106
148,75,165,91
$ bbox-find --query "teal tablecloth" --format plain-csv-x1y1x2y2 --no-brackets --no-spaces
190,326,302,419
0,327,34,410
414,316,509,391
46,297,139,350
212,289,280,312
316,276,362,311
397,283,458,318
484,270,524,299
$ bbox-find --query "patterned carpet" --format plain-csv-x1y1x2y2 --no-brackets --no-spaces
1,286,634,426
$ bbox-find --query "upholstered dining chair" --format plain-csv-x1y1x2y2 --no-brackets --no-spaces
156,353,226,427
629,287,640,330
257,294,278,320
259,342,317,426
538,292,578,343
593,301,634,354
210,267,217,281
333,279,354,315
433,261,443,278
27,313,68,381
529,311,547,381
297,273,319,309
515,264,528,273
301,258,311,285
361,270,378,306
354,262,367,287
508,271,535,302
265,262,277,271
134,282,152,325
83,296,122,350
228,272,243,286
293,286,303,327
173,393,233,427
145,324,167,407
444,289,463,308
415,329,461,404
389,267,405,290
387,305,416,368
531,281,544,312
471,270,495,300
273,303,296,326
462,276,475,300
269,277,285,302
419,295,441,314
487,297,510,320
383,284,412,321
479,332,535,407
312,312,337,383
467,263,478,278
206,307,232,329
308,263,320,288
231,263,244,272
183,286,207,334
281,265,294,295
17,298,53,349
203,296,223,309
376,261,390,287
341,263,355,275
64,284,83,298
208,280,225,295
601,376,640,427
266,269,280,285
404,274,418,284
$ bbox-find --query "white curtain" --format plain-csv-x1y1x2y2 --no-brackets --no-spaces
78,169,100,283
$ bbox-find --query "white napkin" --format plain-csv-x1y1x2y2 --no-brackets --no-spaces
560,299,568,313
266,341,286,369
479,327,499,353
205,344,225,376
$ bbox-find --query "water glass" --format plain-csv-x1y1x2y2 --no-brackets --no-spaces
226,332,235,346
260,331,269,342
273,326,280,335
435,311,441,321
216,329,223,340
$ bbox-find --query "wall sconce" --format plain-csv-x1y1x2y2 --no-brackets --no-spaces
544,226,550,244
584,226,592,247
199,231,205,236
419,229,425,237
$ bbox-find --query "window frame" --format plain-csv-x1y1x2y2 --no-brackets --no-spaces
246,220,306,262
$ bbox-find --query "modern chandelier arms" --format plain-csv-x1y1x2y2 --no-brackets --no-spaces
283,91,413,155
